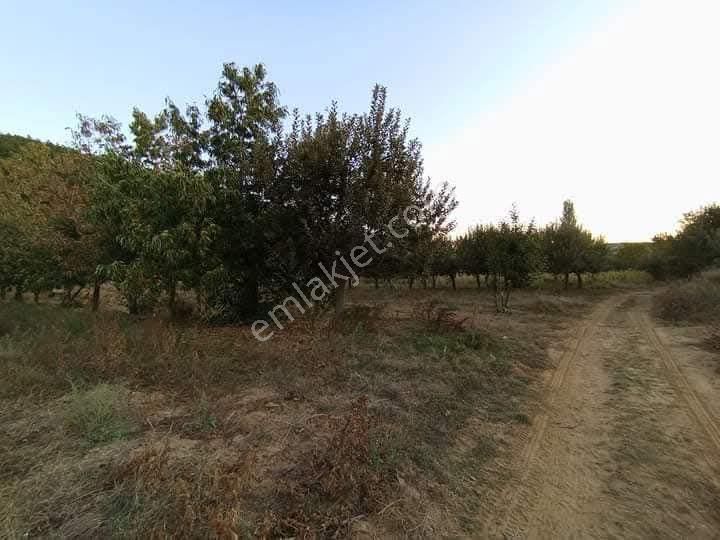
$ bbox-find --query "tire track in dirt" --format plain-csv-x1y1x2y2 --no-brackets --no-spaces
480,293,720,538
633,312,720,453
517,297,616,470
484,295,621,537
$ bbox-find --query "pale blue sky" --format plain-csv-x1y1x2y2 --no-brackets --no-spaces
3,1,717,241
1,1,617,144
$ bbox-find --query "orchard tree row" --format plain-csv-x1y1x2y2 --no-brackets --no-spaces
430,201,608,311
1,62,718,320
0,63,458,320
435,200,719,302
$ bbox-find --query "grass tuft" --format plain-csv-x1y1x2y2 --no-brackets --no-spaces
65,384,135,445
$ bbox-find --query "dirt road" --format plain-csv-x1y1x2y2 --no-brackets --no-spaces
487,292,720,538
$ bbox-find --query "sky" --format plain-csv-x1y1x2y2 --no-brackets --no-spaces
2,0,718,242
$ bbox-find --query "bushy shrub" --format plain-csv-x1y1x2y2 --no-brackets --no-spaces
412,299,467,332
653,279,720,323
702,326,720,353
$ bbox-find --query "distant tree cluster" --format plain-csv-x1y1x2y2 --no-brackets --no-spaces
642,205,720,280
0,138,96,304
453,201,606,310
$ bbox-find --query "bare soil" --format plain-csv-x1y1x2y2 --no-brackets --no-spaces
481,291,720,538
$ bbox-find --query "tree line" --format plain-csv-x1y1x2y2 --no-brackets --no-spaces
1,63,458,320
1,62,718,319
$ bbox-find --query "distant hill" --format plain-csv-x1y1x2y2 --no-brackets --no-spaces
0,133,67,159
0,133,36,159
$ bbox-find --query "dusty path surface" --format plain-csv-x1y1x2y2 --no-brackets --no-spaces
486,292,720,539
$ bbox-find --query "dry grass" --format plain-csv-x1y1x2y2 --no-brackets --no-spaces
0,287,597,537
700,326,720,372
703,326,720,351
653,277,720,374
653,279,720,324
65,383,136,445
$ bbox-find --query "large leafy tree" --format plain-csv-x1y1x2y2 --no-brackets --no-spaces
203,63,287,321
275,105,361,304
76,64,284,320
277,87,455,310
128,102,217,317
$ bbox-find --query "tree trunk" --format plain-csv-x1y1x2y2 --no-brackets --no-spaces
70,286,83,302
563,273,570,290
408,277,414,289
195,288,205,317
485,274,490,288
167,281,177,319
431,275,437,289
450,274,457,291
33,291,40,303
241,273,259,316
91,280,101,312
128,294,140,315
14,287,23,302
373,277,379,289
334,278,348,314
576,272,583,289
0,287,5,300
475,274,481,289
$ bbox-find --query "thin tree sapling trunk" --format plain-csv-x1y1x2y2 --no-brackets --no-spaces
503,281,512,312
334,278,348,314
242,272,260,316
92,280,101,312
167,280,177,319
